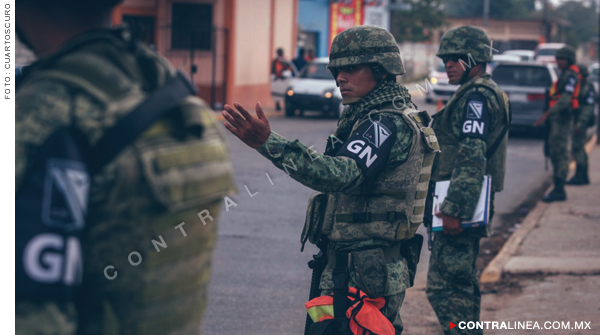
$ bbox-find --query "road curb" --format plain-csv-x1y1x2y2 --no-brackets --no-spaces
480,133,597,284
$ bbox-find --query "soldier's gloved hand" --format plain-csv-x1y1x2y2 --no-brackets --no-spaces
222,101,271,149
435,212,463,235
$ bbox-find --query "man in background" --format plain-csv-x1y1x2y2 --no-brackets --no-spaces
15,1,235,334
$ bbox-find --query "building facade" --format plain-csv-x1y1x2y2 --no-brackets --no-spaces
113,0,298,109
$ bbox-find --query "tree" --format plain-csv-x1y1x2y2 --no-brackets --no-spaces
443,0,536,19
556,0,598,47
391,0,446,42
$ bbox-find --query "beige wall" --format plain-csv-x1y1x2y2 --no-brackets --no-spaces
233,0,271,86
273,0,296,60
447,18,543,42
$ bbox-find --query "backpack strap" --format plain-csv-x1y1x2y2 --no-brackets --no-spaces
89,70,196,174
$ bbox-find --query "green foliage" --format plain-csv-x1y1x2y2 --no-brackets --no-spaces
556,0,599,47
443,0,535,19
391,0,445,42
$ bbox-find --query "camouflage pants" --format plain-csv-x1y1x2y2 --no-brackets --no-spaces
549,119,573,181
571,128,588,170
426,231,482,335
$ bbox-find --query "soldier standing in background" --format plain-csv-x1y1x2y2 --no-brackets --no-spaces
538,46,580,201
15,0,235,334
426,26,510,335
567,64,595,185
222,25,439,334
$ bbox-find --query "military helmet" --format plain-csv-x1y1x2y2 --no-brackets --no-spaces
437,26,492,63
577,64,589,78
555,46,576,64
327,25,405,76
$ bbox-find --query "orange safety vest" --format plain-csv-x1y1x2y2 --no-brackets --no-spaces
305,287,395,335
549,64,581,110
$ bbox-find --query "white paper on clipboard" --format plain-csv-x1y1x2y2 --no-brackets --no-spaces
431,175,491,232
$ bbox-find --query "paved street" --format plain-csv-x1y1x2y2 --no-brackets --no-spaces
202,95,552,335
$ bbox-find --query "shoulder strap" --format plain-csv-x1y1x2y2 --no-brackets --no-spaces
89,70,196,174
486,100,512,160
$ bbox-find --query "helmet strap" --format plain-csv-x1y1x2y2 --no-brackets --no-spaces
458,66,472,85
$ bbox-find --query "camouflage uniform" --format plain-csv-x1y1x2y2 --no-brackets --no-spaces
426,26,509,335
258,26,440,333
16,28,235,335
568,66,595,185
543,47,579,201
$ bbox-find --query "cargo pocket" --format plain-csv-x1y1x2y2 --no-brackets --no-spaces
352,248,388,297
301,192,327,251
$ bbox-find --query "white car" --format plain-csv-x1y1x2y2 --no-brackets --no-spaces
284,57,344,118
502,50,535,62
425,61,458,103
534,43,566,64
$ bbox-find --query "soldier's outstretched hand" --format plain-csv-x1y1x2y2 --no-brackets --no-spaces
222,102,271,149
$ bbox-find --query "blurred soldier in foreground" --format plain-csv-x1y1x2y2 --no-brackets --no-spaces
567,65,595,185
536,46,580,201
15,1,234,334
222,25,439,334
426,26,509,335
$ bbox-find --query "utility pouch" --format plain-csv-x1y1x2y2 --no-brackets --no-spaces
400,234,424,287
301,192,327,251
351,248,388,297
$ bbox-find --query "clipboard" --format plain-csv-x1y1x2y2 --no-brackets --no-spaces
431,175,491,232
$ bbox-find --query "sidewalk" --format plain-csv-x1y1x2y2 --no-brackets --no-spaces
480,140,600,334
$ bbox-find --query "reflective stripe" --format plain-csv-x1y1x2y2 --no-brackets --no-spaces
307,305,335,323
419,173,431,183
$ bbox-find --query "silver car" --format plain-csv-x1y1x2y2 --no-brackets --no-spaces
425,61,458,103
491,62,558,129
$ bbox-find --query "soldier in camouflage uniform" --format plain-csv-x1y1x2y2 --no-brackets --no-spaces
222,25,439,333
567,64,595,185
541,46,580,201
16,1,235,334
426,26,509,335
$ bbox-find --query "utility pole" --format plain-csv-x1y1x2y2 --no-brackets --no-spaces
483,0,490,27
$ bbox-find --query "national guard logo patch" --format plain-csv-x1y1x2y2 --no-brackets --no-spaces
565,77,576,93
42,159,90,232
363,121,391,148
467,101,484,119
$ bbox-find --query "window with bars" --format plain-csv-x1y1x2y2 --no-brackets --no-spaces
171,3,213,50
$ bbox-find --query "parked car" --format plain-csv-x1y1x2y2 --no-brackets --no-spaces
425,61,458,103
488,54,521,73
284,57,343,118
534,43,566,64
503,49,535,62
492,62,558,129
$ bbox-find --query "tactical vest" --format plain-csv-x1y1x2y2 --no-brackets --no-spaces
549,64,581,110
15,29,235,331
430,75,509,192
320,107,440,242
